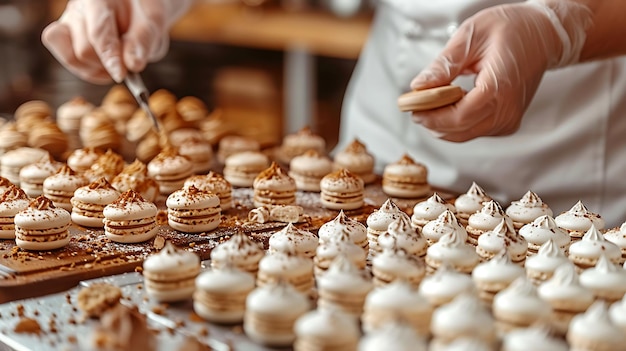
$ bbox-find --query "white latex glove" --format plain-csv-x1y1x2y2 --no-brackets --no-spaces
42,0,194,84
409,0,592,142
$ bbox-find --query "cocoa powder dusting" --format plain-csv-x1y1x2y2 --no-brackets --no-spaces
13,317,41,334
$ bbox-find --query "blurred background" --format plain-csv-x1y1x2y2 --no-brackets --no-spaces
0,0,373,149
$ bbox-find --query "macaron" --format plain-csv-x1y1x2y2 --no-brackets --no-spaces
579,254,626,303
66,147,103,173
362,280,433,336
492,277,551,333
211,231,265,275
609,293,626,333
269,222,319,259
193,266,256,324
316,254,373,317
318,210,368,251
83,149,125,183
166,185,221,233
147,147,194,195
252,162,297,207
518,215,570,255
320,168,364,211
537,264,594,335
28,121,68,159
418,264,475,307
471,248,525,305
567,224,621,269
476,218,528,265
223,151,270,187
143,241,201,302
288,149,333,192
377,214,428,258
294,308,360,351
110,159,160,203
0,123,27,154
397,85,463,112
80,110,123,151
429,293,497,350
465,200,507,246
177,137,213,174
18,154,63,198
244,280,310,347
603,221,626,264
278,126,326,164
0,177,14,195
454,182,492,225
567,301,626,351
56,96,95,135
372,247,426,288
0,185,30,239
382,154,430,198
505,190,553,230
15,196,71,251
421,209,468,244
103,190,158,243
135,132,161,163
554,200,605,241
42,165,89,211
217,135,261,164
279,126,326,163
0,147,49,186
366,199,405,252
501,325,568,351
256,250,314,294
359,320,427,351
410,192,456,230
168,128,206,147
524,239,571,284
184,171,233,210
426,230,480,274
71,177,121,228
176,96,208,123
314,230,367,276
14,100,51,133
333,139,376,184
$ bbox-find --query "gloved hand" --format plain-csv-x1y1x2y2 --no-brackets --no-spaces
409,0,592,142
42,0,194,84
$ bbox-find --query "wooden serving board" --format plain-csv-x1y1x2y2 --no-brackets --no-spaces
0,182,452,303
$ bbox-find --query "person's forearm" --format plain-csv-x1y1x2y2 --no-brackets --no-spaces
578,0,626,61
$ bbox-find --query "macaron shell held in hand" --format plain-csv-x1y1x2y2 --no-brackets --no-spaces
397,85,464,112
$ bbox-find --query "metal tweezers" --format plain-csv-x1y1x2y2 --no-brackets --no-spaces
124,71,160,131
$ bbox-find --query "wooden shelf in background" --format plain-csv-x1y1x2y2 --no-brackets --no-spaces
49,1,372,60
171,3,371,59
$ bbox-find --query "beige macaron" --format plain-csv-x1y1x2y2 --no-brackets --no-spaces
320,168,364,211
382,154,430,198
333,139,376,184
253,162,297,207
223,151,270,188
397,85,463,112
288,149,333,192
166,185,221,233
217,135,260,164
15,196,71,251
147,147,194,195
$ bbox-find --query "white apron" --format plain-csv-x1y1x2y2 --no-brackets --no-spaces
338,0,626,227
